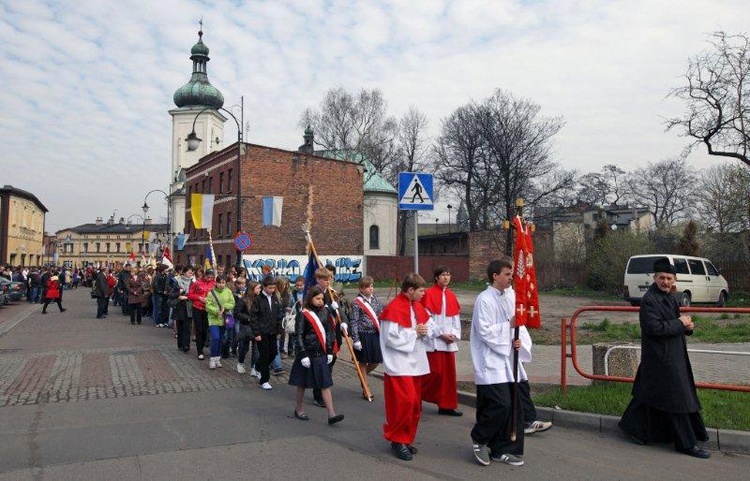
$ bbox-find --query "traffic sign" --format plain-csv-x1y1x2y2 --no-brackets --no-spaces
234,232,252,252
398,172,433,210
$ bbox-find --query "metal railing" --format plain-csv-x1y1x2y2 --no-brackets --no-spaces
560,305,750,395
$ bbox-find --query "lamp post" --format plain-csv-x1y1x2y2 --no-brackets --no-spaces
447,204,453,233
435,218,439,235
127,214,145,264
143,190,170,263
185,97,244,267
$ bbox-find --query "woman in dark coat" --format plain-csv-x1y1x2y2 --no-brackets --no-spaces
42,272,66,314
619,258,709,458
288,286,343,425
126,269,148,325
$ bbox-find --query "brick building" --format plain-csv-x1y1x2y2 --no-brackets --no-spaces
179,143,364,269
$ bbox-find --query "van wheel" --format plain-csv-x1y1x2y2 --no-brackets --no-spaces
717,291,727,307
679,292,691,308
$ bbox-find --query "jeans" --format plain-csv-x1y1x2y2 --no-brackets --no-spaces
29,286,38,303
209,325,225,357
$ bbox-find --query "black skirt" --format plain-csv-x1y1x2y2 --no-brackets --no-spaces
619,398,708,449
354,331,383,364
288,355,333,389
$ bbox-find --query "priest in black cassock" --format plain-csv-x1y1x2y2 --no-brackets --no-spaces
619,257,710,458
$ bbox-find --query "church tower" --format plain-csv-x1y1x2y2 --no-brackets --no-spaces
168,26,226,237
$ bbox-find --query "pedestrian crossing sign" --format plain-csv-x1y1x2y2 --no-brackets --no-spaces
398,172,434,211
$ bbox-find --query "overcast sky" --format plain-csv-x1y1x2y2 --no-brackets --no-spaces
1,0,746,233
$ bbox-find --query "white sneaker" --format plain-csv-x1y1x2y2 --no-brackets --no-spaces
209,357,216,370
215,358,222,368
260,382,273,390
524,420,552,435
251,368,261,379
236,363,246,374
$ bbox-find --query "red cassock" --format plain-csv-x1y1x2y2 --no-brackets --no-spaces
380,293,430,444
420,285,460,410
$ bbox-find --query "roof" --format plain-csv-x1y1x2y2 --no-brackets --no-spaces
0,185,48,213
57,222,169,235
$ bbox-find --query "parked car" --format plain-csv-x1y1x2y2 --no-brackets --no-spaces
0,277,26,302
623,254,729,307
0,283,7,306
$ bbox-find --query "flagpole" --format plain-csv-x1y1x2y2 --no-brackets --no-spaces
304,229,373,402
207,229,217,269
509,200,525,442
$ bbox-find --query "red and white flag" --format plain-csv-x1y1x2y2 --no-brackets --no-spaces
162,246,174,269
512,216,541,329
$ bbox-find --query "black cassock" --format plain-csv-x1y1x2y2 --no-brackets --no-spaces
619,283,708,451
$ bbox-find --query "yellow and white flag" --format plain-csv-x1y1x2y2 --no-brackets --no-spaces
190,193,215,229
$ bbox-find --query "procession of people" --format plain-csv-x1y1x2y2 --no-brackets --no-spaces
3,249,716,467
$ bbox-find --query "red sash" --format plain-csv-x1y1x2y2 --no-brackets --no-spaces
354,296,380,331
302,309,326,350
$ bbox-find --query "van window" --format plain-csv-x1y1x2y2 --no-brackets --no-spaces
673,257,690,275
627,257,659,274
705,262,719,276
687,259,706,275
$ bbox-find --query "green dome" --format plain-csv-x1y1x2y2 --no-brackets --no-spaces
173,30,224,109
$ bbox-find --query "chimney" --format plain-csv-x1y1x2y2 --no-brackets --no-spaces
119,217,125,224
145,217,153,225
95,217,103,225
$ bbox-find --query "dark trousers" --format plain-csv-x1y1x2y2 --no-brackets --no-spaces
193,309,208,355
471,383,524,456
256,334,278,384
96,297,108,318
519,380,537,425
176,317,191,351
129,305,142,324
313,356,336,402
42,298,64,312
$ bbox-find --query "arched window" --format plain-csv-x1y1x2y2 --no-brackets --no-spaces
369,225,380,250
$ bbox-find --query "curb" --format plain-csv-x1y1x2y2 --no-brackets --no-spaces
457,389,750,455
0,303,38,338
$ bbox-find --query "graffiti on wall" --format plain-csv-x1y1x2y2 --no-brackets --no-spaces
241,254,363,283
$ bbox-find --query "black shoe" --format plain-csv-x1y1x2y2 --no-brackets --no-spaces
327,414,344,425
42,311,47,314
679,446,711,459
390,442,413,461
314,399,326,408
131,322,135,325
60,308,67,313
406,444,418,454
294,410,309,421
438,408,463,417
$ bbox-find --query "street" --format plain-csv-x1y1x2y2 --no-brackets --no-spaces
0,289,748,480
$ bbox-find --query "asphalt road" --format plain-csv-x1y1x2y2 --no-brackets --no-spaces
0,290,748,480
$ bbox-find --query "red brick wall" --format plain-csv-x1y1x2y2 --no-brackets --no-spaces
367,255,470,282
181,144,364,270
468,231,507,281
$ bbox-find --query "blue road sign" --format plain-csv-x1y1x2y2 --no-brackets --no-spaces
398,172,434,210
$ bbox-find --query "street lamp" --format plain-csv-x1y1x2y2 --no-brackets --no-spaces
127,214,145,264
435,218,439,235
447,204,453,233
143,190,170,263
185,97,244,267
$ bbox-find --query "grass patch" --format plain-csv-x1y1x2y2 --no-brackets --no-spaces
575,316,750,344
531,382,750,431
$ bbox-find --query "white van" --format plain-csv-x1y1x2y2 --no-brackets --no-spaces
623,254,729,307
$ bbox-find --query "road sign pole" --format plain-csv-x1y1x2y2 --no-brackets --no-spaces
414,211,419,274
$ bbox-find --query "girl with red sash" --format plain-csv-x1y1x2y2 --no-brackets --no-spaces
379,274,436,461
419,266,463,416
288,286,344,425
350,276,385,375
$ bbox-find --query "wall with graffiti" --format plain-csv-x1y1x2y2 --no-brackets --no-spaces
242,254,363,283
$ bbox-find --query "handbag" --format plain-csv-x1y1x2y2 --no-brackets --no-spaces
282,300,300,334
210,289,236,329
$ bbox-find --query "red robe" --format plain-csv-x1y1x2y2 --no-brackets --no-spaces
420,284,460,409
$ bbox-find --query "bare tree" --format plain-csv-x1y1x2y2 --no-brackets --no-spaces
394,107,431,254
434,104,487,232
667,32,750,167
698,163,750,233
477,90,567,252
300,87,399,174
626,156,697,226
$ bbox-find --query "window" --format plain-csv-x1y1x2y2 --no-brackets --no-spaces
83,242,88,253
218,213,224,236
688,258,706,275
227,169,233,193
208,176,213,193
369,225,380,250
201,179,206,193
226,212,232,236
674,258,689,275
106,243,110,253
96,243,101,253
187,184,191,197
706,262,720,276
116,243,120,253
219,172,224,193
